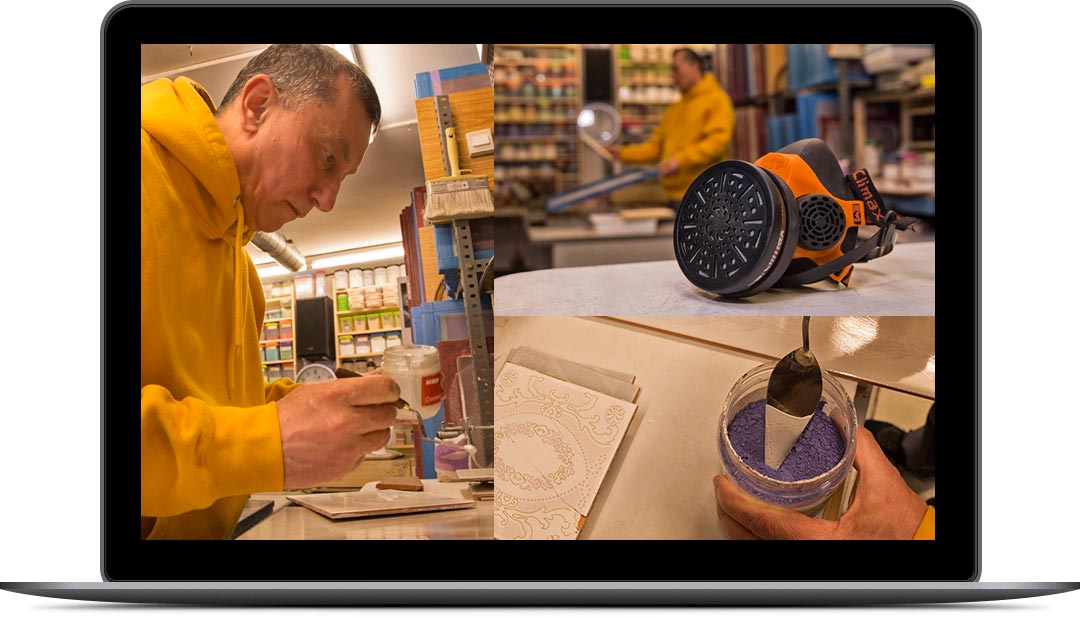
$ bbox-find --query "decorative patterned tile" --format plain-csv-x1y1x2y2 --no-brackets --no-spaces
494,362,638,540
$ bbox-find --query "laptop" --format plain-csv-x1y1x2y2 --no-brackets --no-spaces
3,0,1078,607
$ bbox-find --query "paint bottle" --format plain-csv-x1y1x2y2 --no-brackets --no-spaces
381,345,442,419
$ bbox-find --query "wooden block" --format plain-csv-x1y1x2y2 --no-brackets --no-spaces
376,476,424,491
415,87,495,192
619,207,676,221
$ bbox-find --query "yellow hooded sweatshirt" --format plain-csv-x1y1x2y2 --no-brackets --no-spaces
141,77,299,540
619,72,735,202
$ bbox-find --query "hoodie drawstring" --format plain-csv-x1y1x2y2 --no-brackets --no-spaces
227,196,246,401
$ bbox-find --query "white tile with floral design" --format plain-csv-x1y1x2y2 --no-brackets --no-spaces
494,362,638,540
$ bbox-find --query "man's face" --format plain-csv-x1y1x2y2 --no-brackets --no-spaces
242,75,372,233
671,56,699,94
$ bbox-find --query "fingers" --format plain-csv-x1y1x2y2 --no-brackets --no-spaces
350,404,398,436
852,426,889,474
714,474,836,540
713,476,761,540
339,375,401,406
355,428,392,455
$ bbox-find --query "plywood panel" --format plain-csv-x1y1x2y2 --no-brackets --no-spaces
417,226,441,302
415,87,495,192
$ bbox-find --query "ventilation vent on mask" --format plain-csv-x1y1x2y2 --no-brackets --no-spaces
797,195,846,251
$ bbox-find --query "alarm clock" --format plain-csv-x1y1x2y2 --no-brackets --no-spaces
295,363,337,383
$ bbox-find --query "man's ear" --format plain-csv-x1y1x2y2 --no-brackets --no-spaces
238,74,278,133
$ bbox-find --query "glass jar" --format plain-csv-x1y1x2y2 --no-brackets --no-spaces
354,335,371,354
717,361,857,516
353,314,368,332
381,344,442,419
334,270,349,290
338,335,355,357
370,334,387,354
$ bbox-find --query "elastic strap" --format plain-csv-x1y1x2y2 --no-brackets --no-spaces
776,211,919,287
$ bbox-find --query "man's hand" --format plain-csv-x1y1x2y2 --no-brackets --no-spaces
605,146,620,161
713,426,929,540
276,375,400,490
658,157,681,176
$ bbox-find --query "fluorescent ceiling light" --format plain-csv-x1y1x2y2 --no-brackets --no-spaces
309,245,405,270
256,264,292,280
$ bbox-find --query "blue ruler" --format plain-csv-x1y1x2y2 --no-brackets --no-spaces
545,168,660,213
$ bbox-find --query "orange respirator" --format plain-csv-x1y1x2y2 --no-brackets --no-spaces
673,138,918,297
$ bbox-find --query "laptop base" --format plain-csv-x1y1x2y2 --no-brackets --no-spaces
4,581,1077,605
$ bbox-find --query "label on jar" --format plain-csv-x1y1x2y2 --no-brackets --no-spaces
421,373,442,406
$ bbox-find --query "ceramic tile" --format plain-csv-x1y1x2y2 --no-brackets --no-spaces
494,362,638,540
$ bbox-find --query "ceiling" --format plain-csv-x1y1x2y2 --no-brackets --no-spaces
141,44,482,266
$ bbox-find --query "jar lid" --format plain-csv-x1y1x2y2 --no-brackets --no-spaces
381,344,439,372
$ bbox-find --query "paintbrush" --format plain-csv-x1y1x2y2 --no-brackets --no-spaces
425,125,494,222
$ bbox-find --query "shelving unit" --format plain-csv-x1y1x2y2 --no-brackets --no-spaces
326,264,408,374
493,43,583,208
259,291,295,382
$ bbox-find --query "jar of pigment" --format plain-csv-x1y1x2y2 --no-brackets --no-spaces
717,361,857,516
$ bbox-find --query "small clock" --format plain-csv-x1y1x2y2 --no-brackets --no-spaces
295,363,337,383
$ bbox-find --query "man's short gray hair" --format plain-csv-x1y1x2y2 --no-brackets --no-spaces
217,44,381,133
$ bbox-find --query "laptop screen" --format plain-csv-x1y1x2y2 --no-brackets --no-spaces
106,2,976,583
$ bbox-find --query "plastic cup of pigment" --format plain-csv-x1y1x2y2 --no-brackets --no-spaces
717,361,857,516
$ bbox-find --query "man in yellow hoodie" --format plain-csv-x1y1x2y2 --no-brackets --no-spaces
141,44,400,540
613,48,735,203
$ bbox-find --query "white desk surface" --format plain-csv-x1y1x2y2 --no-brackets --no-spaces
494,317,875,540
526,222,675,244
237,480,493,540
495,241,934,316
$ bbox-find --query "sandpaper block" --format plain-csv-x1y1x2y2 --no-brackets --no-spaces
376,477,424,491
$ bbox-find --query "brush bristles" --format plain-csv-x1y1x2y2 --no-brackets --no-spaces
425,180,494,221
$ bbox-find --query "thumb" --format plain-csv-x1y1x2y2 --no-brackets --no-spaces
714,474,837,540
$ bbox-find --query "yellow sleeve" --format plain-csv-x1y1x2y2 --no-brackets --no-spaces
673,94,735,169
141,384,285,518
913,505,935,540
264,378,301,403
619,123,664,163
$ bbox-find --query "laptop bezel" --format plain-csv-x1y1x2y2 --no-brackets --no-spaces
107,1,978,582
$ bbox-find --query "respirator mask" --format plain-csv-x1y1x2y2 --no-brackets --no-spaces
673,138,919,298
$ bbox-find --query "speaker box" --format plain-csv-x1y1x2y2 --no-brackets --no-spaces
295,296,335,360
583,47,613,104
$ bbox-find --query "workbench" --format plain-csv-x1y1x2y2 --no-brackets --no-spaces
526,221,676,268
494,316,934,540
236,480,493,540
495,240,934,316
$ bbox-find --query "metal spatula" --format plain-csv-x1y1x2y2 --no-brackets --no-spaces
764,316,823,469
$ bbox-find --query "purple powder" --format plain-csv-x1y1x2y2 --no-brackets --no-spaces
725,399,845,482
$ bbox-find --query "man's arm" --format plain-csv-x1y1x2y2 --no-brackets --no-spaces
142,385,285,518
618,121,664,164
